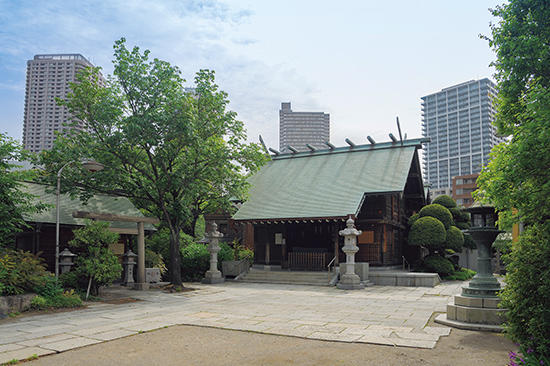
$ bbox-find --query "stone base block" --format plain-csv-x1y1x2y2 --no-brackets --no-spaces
337,282,365,290
435,314,503,332
446,303,506,326
201,277,225,284
369,272,440,287
0,293,36,318
454,294,501,308
133,282,150,291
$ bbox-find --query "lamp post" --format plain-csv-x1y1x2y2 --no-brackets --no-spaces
55,160,104,279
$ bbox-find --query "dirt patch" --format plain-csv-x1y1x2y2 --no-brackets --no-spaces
23,324,516,366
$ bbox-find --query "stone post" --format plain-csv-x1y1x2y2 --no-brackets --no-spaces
337,218,364,290
202,222,225,284
122,250,138,287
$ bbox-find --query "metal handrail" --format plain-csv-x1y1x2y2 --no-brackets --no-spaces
236,255,251,277
327,256,337,283
402,256,411,272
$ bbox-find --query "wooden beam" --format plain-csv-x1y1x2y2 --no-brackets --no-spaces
108,228,139,235
73,211,160,224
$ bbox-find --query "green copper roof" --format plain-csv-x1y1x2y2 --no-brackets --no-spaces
233,138,427,221
22,182,156,231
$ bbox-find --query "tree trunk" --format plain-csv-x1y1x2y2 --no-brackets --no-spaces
168,225,183,288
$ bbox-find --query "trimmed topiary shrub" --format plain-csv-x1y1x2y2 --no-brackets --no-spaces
422,255,454,276
408,213,420,227
407,216,446,251
446,226,464,252
433,195,457,209
419,204,454,229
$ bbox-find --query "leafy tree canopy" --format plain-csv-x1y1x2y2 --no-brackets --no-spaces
39,38,268,287
478,0,550,357
0,133,49,247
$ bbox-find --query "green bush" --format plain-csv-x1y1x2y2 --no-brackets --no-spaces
69,221,123,296
0,248,47,296
443,268,476,281
33,274,62,299
432,195,457,209
421,255,455,276
180,242,236,282
30,295,48,310
419,204,454,229
407,216,446,251
499,222,550,356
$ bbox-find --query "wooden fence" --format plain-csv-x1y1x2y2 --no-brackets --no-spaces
288,252,327,271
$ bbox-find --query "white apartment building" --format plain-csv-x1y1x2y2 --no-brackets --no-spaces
279,102,330,152
421,78,506,191
22,54,102,153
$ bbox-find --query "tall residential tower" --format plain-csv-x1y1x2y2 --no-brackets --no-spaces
421,78,506,194
22,54,101,153
279,102,330,152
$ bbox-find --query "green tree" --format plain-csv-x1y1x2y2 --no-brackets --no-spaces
69,220,122,297
0,133,48,247
39,39,268,288
477,0,550,356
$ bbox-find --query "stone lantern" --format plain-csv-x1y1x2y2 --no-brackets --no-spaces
436,201,506,331
122,250,138,287
461,201,503,297
337,218,364,290
202,222,225,284
59,248,77,274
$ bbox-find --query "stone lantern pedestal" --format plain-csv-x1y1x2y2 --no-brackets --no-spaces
202,223,225,284
337,218,364,290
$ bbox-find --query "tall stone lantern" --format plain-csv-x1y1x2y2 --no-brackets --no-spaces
202,222,225,284
337,218,364,290
436,201,506,331
461,201,503,297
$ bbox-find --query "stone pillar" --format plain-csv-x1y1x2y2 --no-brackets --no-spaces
337,218,364,290
122,250,138,287
202,222,225,284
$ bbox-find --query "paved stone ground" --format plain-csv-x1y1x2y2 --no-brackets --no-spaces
0,281,466,364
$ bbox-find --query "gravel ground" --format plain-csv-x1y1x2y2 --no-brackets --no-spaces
23,323,515,366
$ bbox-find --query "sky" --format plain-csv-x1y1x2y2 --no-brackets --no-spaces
0,0,501,150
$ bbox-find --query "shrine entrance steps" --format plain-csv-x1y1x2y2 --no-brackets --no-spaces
239,267,330,286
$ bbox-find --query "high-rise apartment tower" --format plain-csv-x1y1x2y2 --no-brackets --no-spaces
421,78,506,191
279,102,330,152
22,54,101,153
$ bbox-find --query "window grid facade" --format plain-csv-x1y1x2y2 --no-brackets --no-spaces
421,79,506,191
22,54,102,153
279,102,330,152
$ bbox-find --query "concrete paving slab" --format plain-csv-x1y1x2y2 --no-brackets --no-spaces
40,337,103,352
0,280,470,363
0,346,55,364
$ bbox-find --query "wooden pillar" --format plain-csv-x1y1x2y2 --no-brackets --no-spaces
134,221,149,290
334,222,340,265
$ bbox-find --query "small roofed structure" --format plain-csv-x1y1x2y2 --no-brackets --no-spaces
232,136,429,269
16,182,157,273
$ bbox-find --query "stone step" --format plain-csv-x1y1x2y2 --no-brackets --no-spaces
239,270,330,286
